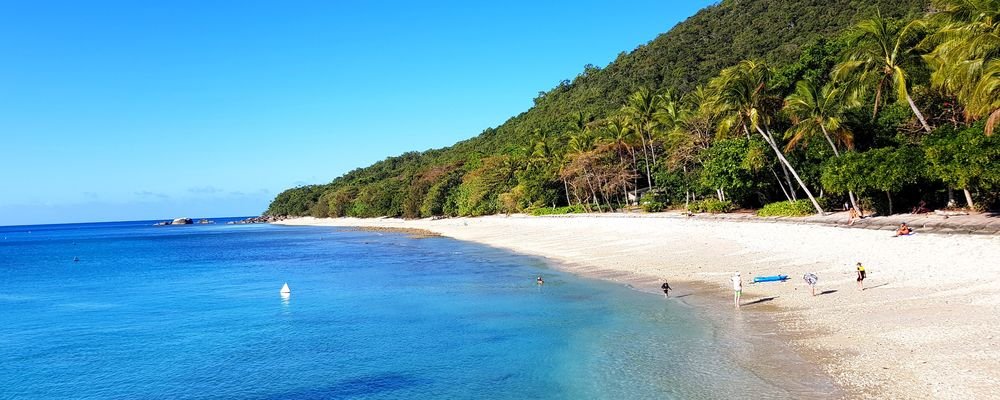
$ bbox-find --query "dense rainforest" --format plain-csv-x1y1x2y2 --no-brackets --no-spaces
267,0,1000,219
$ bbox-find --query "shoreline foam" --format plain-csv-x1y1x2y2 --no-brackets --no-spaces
276,214,1000,399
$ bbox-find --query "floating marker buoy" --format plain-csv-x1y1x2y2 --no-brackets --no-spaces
280,282,291,295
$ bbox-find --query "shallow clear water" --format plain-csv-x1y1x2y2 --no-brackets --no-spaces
1,220,805,399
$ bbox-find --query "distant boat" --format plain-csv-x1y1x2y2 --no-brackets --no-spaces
280,283,291,295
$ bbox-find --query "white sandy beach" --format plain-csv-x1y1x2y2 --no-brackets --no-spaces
276,214,1000,399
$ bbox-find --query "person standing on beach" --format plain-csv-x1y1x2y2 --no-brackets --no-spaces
661,280,672,298
856,263,866,290
732,273,742,308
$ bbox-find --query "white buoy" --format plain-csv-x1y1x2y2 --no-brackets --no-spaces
280,282,291,295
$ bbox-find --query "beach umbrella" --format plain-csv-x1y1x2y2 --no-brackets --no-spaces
803,273,818,285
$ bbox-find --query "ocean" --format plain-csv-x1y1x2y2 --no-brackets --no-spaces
0,219,825,399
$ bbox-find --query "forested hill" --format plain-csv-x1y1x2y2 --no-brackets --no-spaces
266,0,934,217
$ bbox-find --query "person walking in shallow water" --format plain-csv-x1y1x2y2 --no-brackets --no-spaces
536,276,544,286
732,272,742,308
661,280,672,298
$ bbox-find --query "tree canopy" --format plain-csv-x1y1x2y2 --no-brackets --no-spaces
268,0,1000,218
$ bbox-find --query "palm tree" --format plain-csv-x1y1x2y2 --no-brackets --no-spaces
923,0,1000,135
566,119,604,211
713,60,825,214
602,113,639,204
784,80,862,211
622,88,662,189
833,11,933,132
921,0,999,207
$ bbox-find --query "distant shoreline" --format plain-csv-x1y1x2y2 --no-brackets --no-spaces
276,213,1000,398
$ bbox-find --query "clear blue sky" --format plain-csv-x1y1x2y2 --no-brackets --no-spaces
0,0,714,226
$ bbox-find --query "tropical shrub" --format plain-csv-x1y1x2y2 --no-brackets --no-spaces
688,199,734,213
757,200,817,216
640,191,668,212
528,205,587,216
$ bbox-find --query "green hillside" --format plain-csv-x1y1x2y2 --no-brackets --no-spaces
266,0,1000,217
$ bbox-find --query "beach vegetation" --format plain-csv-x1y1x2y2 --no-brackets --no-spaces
528,205,587,216
757,200,818,217
267,0,1000,219
688,199,735,214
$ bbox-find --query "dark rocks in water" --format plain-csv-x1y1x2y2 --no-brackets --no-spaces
197,219,214,224
227,215,287,225
172,218,193,225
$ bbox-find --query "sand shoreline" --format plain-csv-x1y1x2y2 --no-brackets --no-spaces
276,214,1000,399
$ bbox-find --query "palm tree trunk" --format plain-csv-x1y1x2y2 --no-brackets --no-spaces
683,165,691,209
905,93,932,133
584,172,602,213
644,126,658,166
562,178,572,206
770,167,793,201
887,191,893,215
637,134,653,189
750,122,794,201
818,125,841,157
630,149,639,205
756,126,823,214
779,161,798,200
963,188,975,209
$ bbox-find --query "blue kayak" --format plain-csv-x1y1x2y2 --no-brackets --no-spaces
753,275,788,283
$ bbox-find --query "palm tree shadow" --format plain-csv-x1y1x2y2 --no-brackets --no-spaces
818,290,838,296
742,296,778,306
863,283,889,291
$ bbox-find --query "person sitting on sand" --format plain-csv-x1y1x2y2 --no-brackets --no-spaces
661,280,672,298
894,223,913,237
732,272,742,308
856,262,866,290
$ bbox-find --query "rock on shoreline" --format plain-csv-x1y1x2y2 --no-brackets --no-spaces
227,215,288,225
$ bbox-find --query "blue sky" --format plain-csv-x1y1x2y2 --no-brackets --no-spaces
0,0,714,225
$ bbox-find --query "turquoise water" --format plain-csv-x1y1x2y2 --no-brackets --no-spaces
1,220,808,399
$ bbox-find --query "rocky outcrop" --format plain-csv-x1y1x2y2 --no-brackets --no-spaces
228,215,288,225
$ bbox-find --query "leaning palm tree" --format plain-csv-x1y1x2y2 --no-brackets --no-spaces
833,11,933,132
712,60,825,214
923,0,1000,134
784,80,862,211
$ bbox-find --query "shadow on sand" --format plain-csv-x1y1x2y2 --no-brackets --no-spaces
742,296,778,306
863,283,889,291
818,290,838,296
